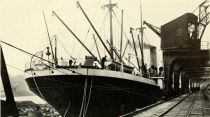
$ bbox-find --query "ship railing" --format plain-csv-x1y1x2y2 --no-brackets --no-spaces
26,58,144,71
25,59,71,71
25,58,102,71
201,41,209,50
25,60,48,71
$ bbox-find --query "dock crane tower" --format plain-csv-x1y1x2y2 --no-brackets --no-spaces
143,0,209,97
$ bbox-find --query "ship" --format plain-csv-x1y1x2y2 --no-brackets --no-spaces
24,1,163,117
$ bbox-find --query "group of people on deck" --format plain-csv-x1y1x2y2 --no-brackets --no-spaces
148,65,164,77
101,56,165,78
61,55,165,78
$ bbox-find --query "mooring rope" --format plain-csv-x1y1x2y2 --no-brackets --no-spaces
82,76,93,117
79,77,88,117
31,71,47,102
64,98,71,117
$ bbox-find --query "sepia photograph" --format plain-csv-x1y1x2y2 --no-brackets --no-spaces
0,0,210,116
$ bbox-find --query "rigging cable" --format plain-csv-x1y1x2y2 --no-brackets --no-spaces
0,40,82,75
98,11,109,56
57,29,72,57
77,29,90,58
112,10,130,45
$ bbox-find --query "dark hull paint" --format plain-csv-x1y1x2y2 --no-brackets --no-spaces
26,75,162,117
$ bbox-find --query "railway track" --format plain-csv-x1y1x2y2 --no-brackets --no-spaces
159,93,198,117
120,91,210,117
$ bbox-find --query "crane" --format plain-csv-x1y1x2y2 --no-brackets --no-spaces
143,21,161,38
197,0,209,40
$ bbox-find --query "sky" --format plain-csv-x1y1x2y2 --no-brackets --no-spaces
0,0,210,77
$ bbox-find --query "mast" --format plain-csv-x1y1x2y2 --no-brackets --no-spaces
106,40,124,63
138,0,147,77
103,0,117,59
109,0,114,59
120,10,124,62
42,11,55,64
76,2,114,60
137,35,143,59
130,28,140,70
140,0,145,67
54,35,58,65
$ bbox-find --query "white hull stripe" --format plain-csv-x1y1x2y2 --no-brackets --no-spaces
25,68,158,86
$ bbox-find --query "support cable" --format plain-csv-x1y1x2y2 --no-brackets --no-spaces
42,11,55,64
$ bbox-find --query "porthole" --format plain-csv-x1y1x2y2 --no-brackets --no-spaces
51,71,54,74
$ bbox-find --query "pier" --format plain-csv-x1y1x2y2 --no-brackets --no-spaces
121,87,210,117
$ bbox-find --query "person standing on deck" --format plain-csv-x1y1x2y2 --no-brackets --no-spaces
69,59,73,66
101,55,107,69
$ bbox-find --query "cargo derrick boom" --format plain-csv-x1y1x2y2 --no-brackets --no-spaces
143,21,161,38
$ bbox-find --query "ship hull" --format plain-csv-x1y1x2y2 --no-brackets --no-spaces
25,72,162,117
